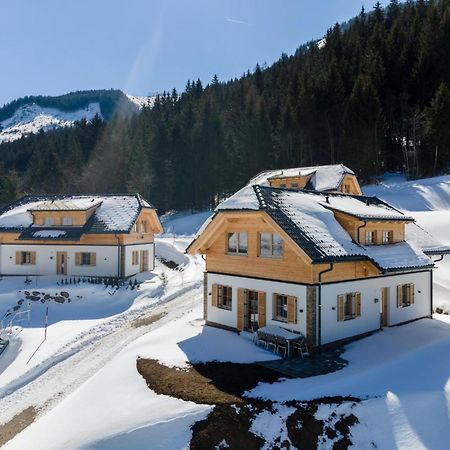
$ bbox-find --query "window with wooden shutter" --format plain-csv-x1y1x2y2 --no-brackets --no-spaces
30,252,36,265
397,283,414,307
258,291,266,327
337,295,345,321
287,295,297,324
211,284,218,307
91,253,96,266
75,252,82,266
15,252,21,265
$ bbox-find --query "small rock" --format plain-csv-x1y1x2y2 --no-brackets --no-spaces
24,291,30,296
44,294,50,300
32,291,40,296
18,299,24,305
60,292,69,298
435,307,443,314
13,305,20,311
54,296,65,304
30,296,40,302
40,299,45,303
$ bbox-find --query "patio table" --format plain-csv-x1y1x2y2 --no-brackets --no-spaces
256,325,304,357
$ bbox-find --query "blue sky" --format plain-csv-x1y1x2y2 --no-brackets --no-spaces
0,0,392,107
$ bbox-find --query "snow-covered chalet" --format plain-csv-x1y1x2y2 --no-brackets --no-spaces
188,164,450,346
0,194,163,278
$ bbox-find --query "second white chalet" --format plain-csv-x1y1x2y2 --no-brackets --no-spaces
0,194,163,278
188,165,450,346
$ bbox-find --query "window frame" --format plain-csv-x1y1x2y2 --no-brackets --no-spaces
365,230,375,245
62,216,73,226
21,251,32,265
227,232,248,255
217,285,232,310
80,252,92,266
382,230,393,244
398,283,414,308
44,217,55,226
273,293,288,322
259,232,284,258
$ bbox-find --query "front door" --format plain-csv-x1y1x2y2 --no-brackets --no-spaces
380,287,388,327
140,250,149,272
245,290,259,331
56,251,68,275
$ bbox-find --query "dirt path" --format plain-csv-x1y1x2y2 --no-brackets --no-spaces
0,407,36,447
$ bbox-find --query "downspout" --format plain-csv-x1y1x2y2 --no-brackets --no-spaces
115,234,121,278
317,262,334,347
357,220,367,244
431,255,444,316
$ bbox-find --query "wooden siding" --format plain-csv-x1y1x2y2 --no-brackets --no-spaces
338,174,362,195
201,211,382,284
31,208,97,227
332,211,406,244
268,175,311,189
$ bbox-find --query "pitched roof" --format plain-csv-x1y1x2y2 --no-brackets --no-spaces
0,194,156,236
250,164,354,192
211,184,438,272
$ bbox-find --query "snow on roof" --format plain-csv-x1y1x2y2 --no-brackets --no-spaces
212,184,434,271
405,222,450,255
250,164,354,191
29,198,102,211
0,194,155,233
320,195,413,221
33,230,67,238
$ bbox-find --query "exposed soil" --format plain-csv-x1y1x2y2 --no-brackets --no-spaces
131,311,166,328
0,406,37,447
136,359,282,405
137,358,362,449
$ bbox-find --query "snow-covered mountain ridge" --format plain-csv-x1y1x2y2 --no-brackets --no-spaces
0,102,102,143
0,90,154,144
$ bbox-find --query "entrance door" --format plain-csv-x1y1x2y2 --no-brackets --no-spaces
140,250,149,272
380,287,388,327
245,290,259,331
56,251,68,275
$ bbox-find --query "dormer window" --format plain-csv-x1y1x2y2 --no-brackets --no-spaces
133,223,138,233
140,221,147,233
280,184,287,188
291,183,299,188
365,231,375,245
62,217,73,226
44,217,54,226
382,231,393,244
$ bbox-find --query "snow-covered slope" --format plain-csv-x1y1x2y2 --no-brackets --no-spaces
125,94,155,109
0,102,102,143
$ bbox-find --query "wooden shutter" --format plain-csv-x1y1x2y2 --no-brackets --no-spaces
410,283,415,304
15,251,21,265
337,295,345,321
258,291,266,328
91,253,96,266
355,293,361,317
287,295,297,324
397,285,402,308
30,252,36,265
75,252,81,266
237,288,245,331
212,284,218,307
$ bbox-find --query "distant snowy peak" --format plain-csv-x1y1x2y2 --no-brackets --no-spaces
0,102,102,144
125,94,155,109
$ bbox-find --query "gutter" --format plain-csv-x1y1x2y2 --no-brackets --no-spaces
317,262,334,347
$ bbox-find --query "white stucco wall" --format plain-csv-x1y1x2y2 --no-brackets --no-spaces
123,243,155,277
206,273,308,334
320,270,431,345
0,243,155,277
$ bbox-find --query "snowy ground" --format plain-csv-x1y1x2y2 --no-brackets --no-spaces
1,176,450,449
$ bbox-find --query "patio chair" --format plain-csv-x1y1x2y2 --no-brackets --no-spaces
255,331,267,347
276,337,288,358
292,339,309,358
266,335,277,352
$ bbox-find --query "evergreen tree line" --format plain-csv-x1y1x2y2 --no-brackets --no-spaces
0,0,449,212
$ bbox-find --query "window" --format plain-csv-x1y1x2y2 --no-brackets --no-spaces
140,221,147,233
280,183,287,188
16,251,35,265
382,231,393,244
81,253,92,265
227,232,248,255
132,251,139,265
291,183,299,188
365,231,375,245
44,217,54,226
218,285,232,310
62,216,73,226
397,283,414,308
259,233,283,258
133,223,138,233
337,292,361,321
274,294,288,322
343,184,351,193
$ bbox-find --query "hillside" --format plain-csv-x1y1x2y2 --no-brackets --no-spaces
0,0,449,212
0,90,153,144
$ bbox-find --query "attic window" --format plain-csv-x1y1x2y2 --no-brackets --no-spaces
365,231,375,245
280,184,287,188
382,230,393,244
291,183,299,188
227,232,248,255
62,217,73,226
44,217,54,226
259,233,283,258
